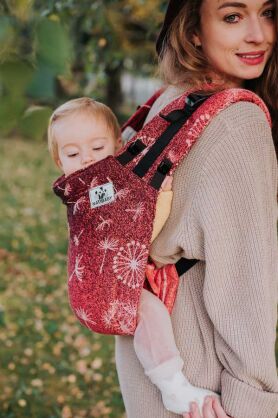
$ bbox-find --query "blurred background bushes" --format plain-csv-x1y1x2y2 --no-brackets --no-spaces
0,0,167,141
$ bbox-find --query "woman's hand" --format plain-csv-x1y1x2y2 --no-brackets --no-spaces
183,397,232,418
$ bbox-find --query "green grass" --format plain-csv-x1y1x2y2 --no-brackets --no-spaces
0,138,125,418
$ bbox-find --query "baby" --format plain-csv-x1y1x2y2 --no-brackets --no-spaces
48,97,218,415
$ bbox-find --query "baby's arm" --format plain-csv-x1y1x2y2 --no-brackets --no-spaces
134,288,220,415
151,176,173,242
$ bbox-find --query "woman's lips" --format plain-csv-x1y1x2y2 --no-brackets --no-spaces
236,51,265,65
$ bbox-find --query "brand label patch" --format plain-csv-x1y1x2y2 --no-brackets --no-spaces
89,182,115,208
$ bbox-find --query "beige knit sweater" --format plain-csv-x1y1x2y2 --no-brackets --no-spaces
115,86,278,418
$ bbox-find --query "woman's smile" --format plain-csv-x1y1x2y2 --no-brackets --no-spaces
236,50,266,65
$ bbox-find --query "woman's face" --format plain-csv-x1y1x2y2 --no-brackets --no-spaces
194,0,276,87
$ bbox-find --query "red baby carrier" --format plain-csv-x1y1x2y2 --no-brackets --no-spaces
53,88,270,336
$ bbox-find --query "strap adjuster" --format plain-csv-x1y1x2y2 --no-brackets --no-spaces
157,158,172,175
149,158,173,190
128,139,146,155
117,139,146,166
160,109,186,123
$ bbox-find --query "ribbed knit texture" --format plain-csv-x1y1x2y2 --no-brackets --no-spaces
115,86,278,418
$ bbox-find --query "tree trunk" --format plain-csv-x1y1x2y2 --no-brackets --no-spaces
105,63,123,113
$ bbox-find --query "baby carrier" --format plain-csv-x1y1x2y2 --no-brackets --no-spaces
53,88,270,336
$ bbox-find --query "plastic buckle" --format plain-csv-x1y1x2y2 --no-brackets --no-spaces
159,110,185,123
185,93,208,108
157,158,173,175
128,139,145,155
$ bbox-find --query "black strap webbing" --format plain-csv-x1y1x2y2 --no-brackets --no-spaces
132,114,188,178
117,139,146,165
150,158,173,190
132,94,208,179
175,257,199,277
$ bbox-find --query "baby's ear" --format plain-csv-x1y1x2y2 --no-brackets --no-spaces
56,158,63,171
115,136,123,152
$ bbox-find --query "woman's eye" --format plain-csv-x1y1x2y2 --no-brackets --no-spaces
68,153,78,158
263,9,275,19
224,14,240,23
93,147,104,151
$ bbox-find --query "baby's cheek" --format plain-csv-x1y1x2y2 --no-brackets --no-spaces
64,161,80,176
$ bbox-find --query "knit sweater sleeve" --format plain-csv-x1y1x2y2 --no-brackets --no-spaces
190,102,278,418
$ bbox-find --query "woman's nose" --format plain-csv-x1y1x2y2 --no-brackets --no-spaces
245,18,265,44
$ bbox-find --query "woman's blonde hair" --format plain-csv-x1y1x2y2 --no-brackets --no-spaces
159,0,278,154
48,97,121,165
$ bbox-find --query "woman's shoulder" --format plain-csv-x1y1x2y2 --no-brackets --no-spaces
214,98,271,133
212,100,275,168
180,98,276,186
144,85,185,125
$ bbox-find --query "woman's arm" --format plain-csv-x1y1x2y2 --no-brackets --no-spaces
192,103,278,418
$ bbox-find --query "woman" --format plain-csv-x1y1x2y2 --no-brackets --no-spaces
115,0,278,417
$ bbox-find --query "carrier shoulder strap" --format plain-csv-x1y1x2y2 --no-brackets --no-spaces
118,88,271,277
121,88,165,143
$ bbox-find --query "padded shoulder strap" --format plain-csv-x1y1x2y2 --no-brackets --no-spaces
118,88,271,190
120,88,270,278
122,88,165,133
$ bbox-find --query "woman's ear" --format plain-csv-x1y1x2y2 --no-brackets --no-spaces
192,33,202,47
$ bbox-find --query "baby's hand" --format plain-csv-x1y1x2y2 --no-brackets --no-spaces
161,175,173,192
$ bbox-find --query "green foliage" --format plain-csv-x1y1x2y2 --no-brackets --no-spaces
6,0,34,21
35,18,72,75
19,106,53,141
0,60,33,94
0,0,168,139
0,95,25,135
0,4,73,139
0,16,16,60
27,62,57,100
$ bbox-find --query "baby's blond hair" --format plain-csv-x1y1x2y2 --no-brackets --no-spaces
48,97,121,166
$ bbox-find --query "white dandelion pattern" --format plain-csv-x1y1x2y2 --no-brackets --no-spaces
69,254,85,282
89,177,98,189
187,113,211,139
58,183,72,196
115,188,130,201
138,134,155,147
125,202,144,221
102,300,137,334
105,177,129,201
78,177,86,185
168,150,178,165
75,307,96,327
113,240,148,289
98,237,119,273
68,196,87,215
73,229,84,246
96,216,113,231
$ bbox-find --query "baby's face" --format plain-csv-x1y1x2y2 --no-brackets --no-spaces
55,112,119,176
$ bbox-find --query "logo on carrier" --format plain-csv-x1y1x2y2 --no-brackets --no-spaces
89,182,115,209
